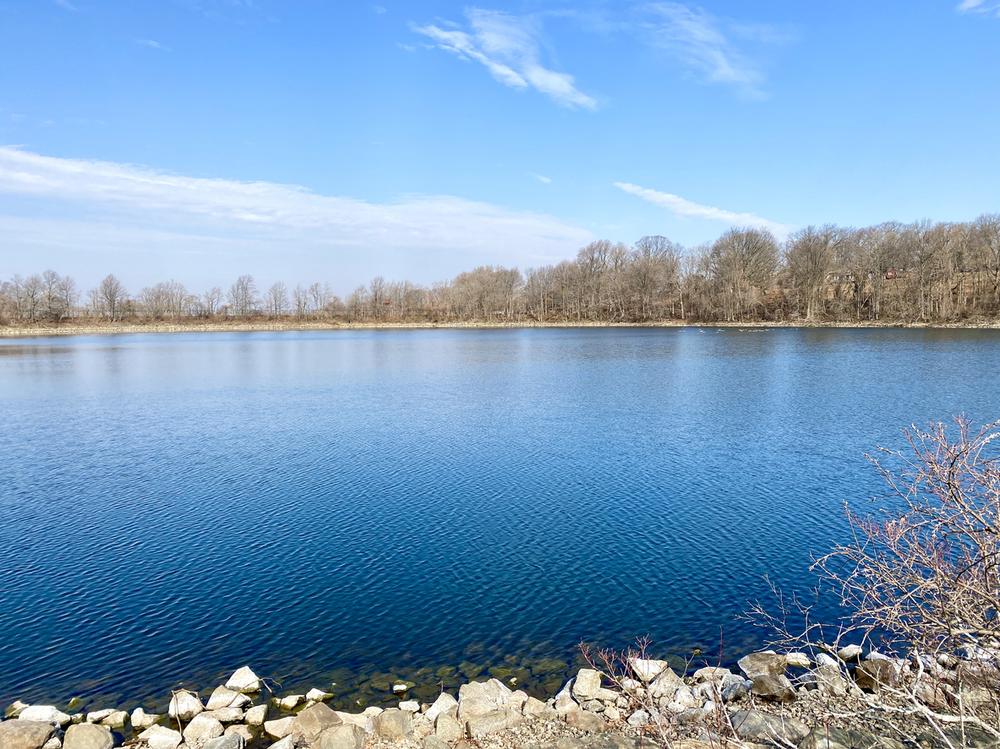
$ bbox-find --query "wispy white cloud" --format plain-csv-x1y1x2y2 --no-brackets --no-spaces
531,173,553,184
54,0,78,11
136,38,170,51
0,147,592,286
640,2,781,98
614,181,790,238
957,0,1000,15
413,9,597,110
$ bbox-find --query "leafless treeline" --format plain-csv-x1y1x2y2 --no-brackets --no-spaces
3,215,1000,325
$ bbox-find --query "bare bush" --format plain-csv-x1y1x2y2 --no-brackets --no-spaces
751,417,1000,745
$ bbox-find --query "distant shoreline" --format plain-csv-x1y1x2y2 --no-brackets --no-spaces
3,318,1000,339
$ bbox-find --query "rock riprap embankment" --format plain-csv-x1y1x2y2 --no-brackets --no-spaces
3,648,999,749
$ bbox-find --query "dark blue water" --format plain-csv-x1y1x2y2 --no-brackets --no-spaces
1,327,998,708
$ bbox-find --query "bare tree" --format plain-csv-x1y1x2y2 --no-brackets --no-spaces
201,287,223,317
266,282,288,318
227,275,258,317
785,226,840,320
96,274,127,321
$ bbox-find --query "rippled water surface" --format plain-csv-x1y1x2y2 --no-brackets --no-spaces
2,327,999,706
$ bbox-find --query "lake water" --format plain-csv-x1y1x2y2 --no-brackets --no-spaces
1,327,998,709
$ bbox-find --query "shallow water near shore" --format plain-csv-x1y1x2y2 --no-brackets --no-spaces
1,327,999,709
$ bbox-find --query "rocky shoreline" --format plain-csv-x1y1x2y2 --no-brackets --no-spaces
3,319,1000,339
3,647,998,749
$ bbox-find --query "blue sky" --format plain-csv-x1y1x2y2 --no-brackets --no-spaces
1,0,998,293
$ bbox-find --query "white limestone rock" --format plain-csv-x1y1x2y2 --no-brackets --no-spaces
225,667,262,694
139,725,183,749
168,690,204,722
182,713,225,745
19,706,72,728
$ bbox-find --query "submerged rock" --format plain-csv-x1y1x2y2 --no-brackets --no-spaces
5,700,31,719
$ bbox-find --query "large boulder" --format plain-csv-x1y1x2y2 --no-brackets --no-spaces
564,709,605,733
202,735,245,749
316,724,365,749
19,706,72,728
465,709,522,739
424,692,458,723
836,644,863,663
63,724,113,749
729,709,809,744
139,725,184,749
131,707,161,729
799,727,904,749
807,665,855,697
373,708,412,740
435,714,464,743
553,679,578,715
206,707,243,724
244,704,267,726
94,710,126,729
750,674,796,702
786,652,812,669
572,669,603,702
206,687,250,711
737,651,787,679
223,725,253,744
855,660,900,691
224,667,261,694
0,720,56,749
168,690,204,722
263,716,296,739
182,712,225,745
291,702,343,744
649,668,684,700
456,679,512,720
522,696,556,718
629,658,670,682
